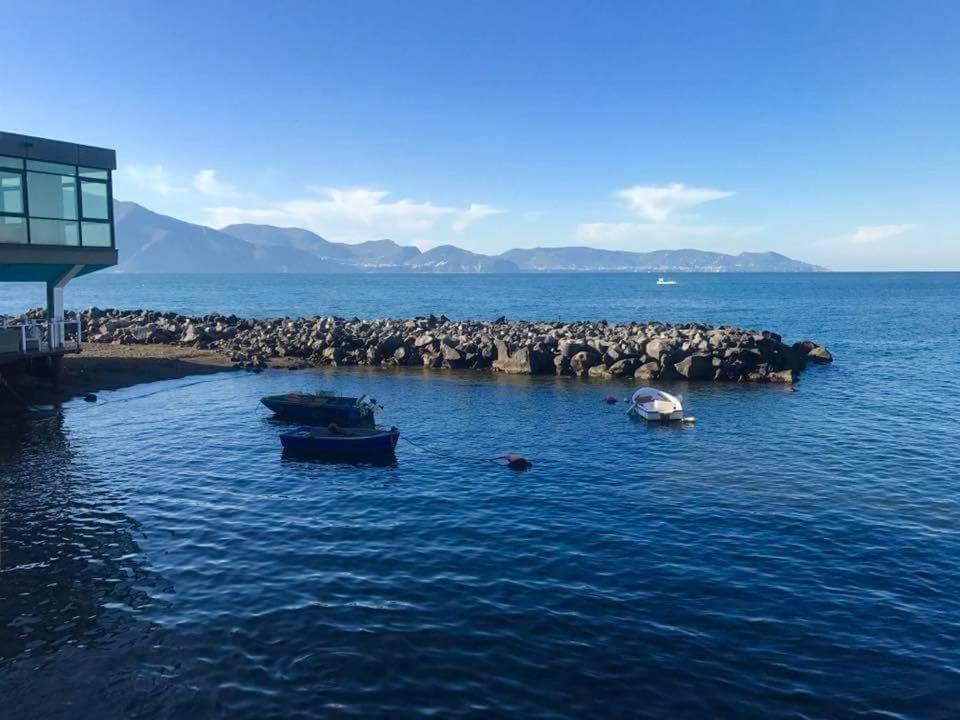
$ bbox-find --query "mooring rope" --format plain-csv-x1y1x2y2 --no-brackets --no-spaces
400,435,514,465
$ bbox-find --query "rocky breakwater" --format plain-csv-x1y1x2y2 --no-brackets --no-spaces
28,307,835,384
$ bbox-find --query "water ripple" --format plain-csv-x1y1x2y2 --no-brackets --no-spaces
2,273,960,718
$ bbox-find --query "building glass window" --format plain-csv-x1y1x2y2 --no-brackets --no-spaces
30,218,79,246
0,156,25,170
79,167,109,180
0,216,27,244
26,159,76,175
80,180,109,220
28,172,78,220
0,171,24,214
81,222,112,247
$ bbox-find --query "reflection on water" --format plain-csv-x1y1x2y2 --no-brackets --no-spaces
0,409,188,717
1,273,959,719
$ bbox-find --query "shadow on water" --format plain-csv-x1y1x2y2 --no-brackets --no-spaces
280,448,399,468
0,411,190,718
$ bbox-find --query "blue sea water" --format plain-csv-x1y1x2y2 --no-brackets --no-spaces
1,272,959,719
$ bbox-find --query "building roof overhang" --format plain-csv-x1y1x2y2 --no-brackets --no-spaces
0,131,116,171
0,245,118,283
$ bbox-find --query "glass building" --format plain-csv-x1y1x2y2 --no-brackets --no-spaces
1,142,114,249
0,131,118,364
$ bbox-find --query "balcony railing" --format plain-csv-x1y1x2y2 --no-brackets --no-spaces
0,318,82,357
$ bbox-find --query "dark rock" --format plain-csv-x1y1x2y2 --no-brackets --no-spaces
633,361,659,380
607,357,640,377
440,343,465,368
769,369,796,384
674,353,714,380
807,345,833,363
569,350,601,375
644,338,670,361
493,346,552,375
587,364,610,378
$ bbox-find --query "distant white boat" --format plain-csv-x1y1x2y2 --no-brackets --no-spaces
656,277,678,285
627,387,685,422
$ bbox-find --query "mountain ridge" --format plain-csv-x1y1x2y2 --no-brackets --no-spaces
111,200,828,273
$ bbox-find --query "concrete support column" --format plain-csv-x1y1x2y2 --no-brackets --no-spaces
46,265,84,350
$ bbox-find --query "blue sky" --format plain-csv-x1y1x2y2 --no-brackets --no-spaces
6,1,959,269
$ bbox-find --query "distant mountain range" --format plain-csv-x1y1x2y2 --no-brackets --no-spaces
112,200,828,273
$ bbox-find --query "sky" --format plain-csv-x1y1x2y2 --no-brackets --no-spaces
5,0,960,270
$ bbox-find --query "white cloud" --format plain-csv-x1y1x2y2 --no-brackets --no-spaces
452,203,506,232
207,187,503,240
123,165,186,196
192,169,243,198
848,224,914,244
617,183,734,222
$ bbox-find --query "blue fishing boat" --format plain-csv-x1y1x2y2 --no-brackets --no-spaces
280,425,400,460
261,392,378,427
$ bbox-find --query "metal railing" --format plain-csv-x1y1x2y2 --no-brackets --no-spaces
0,318,82,356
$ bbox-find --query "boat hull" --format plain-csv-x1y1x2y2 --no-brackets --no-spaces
627,387,685,422
280,426,399,460
261,394,375,427
632,408,684,422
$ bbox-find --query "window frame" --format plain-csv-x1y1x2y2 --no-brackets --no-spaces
77,170,113,247
0,164,28,244
0,167,26,217
0,159,114,247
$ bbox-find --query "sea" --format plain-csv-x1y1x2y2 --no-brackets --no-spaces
1,272,959,719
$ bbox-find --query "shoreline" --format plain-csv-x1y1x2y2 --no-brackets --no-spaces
8,344,239,406
3,308,834,405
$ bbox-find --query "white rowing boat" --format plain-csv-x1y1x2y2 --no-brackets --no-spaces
627,387,684,422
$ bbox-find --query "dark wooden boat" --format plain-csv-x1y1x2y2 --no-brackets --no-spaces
260,393,376,427
279,425,399,460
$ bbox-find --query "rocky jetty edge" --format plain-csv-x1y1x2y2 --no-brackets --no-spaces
14,308,833,383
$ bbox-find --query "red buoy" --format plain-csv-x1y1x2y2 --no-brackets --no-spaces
605,395,618,405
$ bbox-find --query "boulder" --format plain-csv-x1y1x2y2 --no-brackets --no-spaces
587,364,610,378
633,361,659,380
322,346,343,363
180,324,206,344
644,338,670,361
128,324,156,343
607,357,640,377
769,369,796,384
440,343,465,368
376,335,404,356
493,346,552,375
674,353,714,380
569,350,601,375
558,339,591,358
393,346,418,366
806,345,833,363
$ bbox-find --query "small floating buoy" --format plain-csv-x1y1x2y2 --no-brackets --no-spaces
503,455,533,471
605,395,618,405
681,416,696,424
83,393,97,403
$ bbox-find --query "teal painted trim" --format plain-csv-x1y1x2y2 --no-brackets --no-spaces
0,263,110,283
